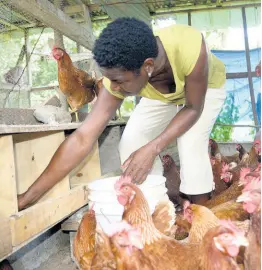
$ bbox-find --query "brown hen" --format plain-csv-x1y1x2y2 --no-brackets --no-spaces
52,46,96,122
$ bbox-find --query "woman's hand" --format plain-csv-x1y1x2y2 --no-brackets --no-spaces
121,142,159,184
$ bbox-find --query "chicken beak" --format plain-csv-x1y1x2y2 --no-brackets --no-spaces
234,235,249,247
115,191,122,196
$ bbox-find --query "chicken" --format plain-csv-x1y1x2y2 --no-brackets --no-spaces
160,154,181,205
90,225,117,269
205,141,261,209
200,221,248,270
238,140,260,168
211,200,249,222
236,144,248,162
180,201,249,242
212,159,228,196
151,199,176,236
183,201,219,243
237,177,261,270
114,176,248,270
204,179,243,209
52,46,96,122
209,139,240,164
106,221,150,270
73,204,97,269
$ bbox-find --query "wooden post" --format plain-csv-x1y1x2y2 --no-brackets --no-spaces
188,12,192,26
24,29,32,107
54,0,68,111
242,7,259,130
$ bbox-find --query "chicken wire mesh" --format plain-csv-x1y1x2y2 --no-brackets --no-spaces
0,0,97,110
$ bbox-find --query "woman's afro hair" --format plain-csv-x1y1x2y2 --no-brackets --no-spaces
93,17,158,71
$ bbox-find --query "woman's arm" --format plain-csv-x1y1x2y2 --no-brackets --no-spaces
18,88,122,210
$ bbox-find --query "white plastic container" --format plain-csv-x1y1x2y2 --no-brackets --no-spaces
87,175,167,230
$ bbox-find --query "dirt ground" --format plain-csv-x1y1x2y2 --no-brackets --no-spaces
36,246,76,270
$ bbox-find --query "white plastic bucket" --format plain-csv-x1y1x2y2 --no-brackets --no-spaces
87,175,167,230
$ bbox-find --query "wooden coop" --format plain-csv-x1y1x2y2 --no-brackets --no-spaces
0,0,261,264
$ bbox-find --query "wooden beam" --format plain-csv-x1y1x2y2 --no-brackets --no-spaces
64,4,83,15
10,186,88,246
0,17,23,30
0,218,12,259
242,7,259,130
9,0,95,50
0,136,18,217
153,1,260,15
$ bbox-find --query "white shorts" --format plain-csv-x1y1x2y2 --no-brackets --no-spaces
119,87,226,195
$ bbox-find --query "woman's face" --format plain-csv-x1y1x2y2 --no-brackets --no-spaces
101,65,150,97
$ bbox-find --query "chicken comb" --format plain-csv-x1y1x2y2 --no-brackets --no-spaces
114,175,132,191
219,219,244,237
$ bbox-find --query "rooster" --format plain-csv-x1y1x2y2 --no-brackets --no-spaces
115,176,248,270
52,46,97,122
237,177,261,270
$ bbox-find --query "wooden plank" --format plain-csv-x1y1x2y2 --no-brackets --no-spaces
0,217,12,259
13,131,70,201
0,120,126,134
0,136,18,216
10,186,88,246
61,205,89,231
154,1,260,15
70,141,101,186
242,7,259,130
9,0,95,50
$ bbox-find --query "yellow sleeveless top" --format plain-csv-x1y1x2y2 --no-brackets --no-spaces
103,24,226,105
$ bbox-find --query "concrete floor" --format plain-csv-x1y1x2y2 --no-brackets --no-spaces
8,225,76,270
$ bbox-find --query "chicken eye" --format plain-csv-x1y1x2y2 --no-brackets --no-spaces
124,187,129,191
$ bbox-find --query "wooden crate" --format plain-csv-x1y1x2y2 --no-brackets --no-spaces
0,129,101,260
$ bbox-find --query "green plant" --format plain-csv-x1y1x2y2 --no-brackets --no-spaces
211,93,240,142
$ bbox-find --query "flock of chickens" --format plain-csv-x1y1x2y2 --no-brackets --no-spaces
73,139,261,270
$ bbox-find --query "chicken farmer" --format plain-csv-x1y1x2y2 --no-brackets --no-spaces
18,18,226,209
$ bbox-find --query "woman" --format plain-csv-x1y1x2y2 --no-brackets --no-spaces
18,18,226,209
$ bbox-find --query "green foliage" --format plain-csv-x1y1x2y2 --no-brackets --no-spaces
211,93,240,142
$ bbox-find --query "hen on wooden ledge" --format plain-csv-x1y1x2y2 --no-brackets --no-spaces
52,46,97,122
